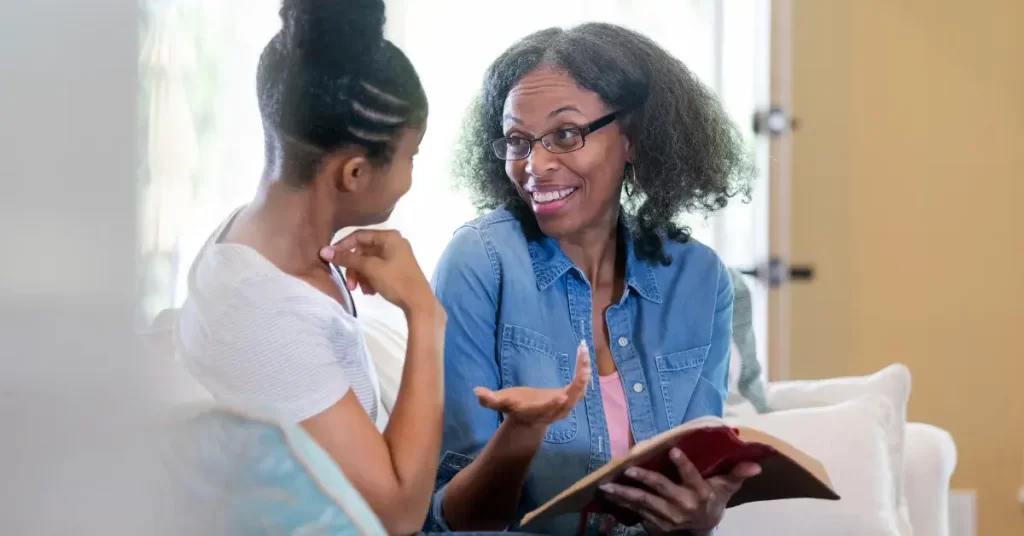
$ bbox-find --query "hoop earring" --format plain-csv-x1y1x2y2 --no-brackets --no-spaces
623,162,637,197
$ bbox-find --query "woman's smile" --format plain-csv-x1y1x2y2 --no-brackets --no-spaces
528,185,580,214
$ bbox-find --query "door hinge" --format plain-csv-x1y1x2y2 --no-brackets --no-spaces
739,257,814,288
752,106,799,136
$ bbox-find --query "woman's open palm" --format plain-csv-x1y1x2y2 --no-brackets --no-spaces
474,340,591,427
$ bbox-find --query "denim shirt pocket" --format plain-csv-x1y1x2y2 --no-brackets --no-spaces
499,324,578,443
654,344,710,427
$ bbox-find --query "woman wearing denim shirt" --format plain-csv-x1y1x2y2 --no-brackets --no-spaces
425,24,759,536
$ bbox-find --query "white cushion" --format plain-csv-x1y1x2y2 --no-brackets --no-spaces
355,294,409,415
718,395,904,536
765,364,912,534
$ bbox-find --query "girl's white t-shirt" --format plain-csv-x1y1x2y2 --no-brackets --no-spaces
174,209,387,430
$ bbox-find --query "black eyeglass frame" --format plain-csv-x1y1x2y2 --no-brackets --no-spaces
489,111,620,161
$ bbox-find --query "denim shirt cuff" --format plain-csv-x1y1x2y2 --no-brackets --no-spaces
422,451,475,533
426,484,453,533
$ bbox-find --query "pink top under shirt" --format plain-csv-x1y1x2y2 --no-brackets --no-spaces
599,372,635,458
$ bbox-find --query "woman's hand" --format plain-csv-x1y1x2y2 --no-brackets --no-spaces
473,340,591,428
319,230,436,315
599,448,761,534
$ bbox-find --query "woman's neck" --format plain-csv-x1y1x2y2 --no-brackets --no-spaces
228,180,338,275
558,216,622,288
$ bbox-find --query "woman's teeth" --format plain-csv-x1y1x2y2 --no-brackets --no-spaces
531,187,577,204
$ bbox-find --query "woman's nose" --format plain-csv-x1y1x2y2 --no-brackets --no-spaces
525,141,559,177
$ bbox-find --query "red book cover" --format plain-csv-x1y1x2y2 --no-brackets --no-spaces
519,418,839,530
592,427,794,526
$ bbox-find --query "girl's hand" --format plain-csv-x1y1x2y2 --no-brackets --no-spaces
320,230,436,315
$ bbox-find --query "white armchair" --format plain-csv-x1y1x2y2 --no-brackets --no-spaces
903,422,958,536
753,374,958,536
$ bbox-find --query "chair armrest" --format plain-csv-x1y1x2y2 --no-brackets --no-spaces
903,422,958,536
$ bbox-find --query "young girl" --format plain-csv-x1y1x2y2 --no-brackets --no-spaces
174,0,443,533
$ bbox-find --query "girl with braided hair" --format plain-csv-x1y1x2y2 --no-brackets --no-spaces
175,1,445,533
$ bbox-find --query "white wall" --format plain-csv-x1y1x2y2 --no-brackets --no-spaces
0,1,181,533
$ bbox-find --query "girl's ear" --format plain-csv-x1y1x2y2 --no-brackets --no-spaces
339,155,372,193
320,151,372,193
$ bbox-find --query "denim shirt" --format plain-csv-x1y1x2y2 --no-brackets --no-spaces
426,208,733,536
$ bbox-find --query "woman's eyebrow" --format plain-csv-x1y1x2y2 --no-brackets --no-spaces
549,105,582,117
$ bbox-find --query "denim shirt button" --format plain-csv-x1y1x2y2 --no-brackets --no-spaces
632,382,644,393
617,337,629,347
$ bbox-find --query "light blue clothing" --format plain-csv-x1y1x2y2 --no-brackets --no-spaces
168,403,388,536
426,207,734,535
169,402,541,536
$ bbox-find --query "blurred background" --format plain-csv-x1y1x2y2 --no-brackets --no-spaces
3,0,1021,534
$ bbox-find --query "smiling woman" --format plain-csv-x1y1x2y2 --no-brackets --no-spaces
454,23,753,264
428,22,757,536
493,108,620,219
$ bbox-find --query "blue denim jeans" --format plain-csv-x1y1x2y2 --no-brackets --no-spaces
420,533,542,535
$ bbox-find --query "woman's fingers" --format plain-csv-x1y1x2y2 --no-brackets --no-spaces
541,391,570,420
515,388,568,419
599,483,684,527
474,386,574,425
473,343,590,425
563,340,592,402
669,448,714,503
597,451,753,534
622,466,699,512
473,387,505,411
709,462,761,495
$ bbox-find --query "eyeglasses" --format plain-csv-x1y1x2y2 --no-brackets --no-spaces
489,112,619,161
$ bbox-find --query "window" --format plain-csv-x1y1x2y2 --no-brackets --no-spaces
138,0,279,323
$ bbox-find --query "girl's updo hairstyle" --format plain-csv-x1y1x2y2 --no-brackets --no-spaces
256,0,427,185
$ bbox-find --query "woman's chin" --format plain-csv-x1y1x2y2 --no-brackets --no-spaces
535,216,581,240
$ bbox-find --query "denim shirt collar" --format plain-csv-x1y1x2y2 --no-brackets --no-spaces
526,216,662,304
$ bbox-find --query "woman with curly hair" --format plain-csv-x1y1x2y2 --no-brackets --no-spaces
427,23,758,535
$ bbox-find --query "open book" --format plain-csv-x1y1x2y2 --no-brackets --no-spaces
520,416,840,528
